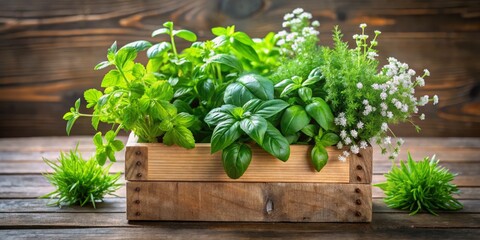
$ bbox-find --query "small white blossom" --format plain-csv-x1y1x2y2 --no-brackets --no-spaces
367,51,378,60
339,156,347,162
424,69,430,77
401,104,409,112
381,122,388,132
344,137,352,145
337,142,344,149
299,12,312,19
380,102,388,111
359,23,367,28
387,111,393,118
372,83,379,90
360,141,368,149
350,130,358,138
397,138,405,146
433,95,439,105
312,20,320,27
293,8,304,14
418,95,429,106
357,121,364,129
380,92,387,100
284,13,294,20
408,69,416,76
362,99,369,105
282,22,290,28
357,82,363,89
351,145,360,154
384,136,392,144
340,130,347,139
374,30,381,35
416,76,425,87
419,113,425,120
343,151,350,157
395,101,403,109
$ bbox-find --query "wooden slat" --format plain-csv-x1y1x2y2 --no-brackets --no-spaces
1,228,479,240
126,134,362,183
126,182,372,222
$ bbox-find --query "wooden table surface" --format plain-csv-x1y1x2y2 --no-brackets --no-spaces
0,136,479,239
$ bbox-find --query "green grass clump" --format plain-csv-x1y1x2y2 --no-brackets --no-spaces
375,153,463,215
41,147,122,208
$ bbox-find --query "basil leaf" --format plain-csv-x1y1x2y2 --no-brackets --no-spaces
233,31,255,46
222,143,252,179
147,42,172,59
173,29,197,42
231,39,259,62
306,98,334,131
150,100,176,119
110,140,124,151
149,81,174,101
261,122,290,161
94,61,111,70
224,82,255,106
240,116,267,145
242,99,263,113
319,133,340,146
302,76,320,86
298,87,312,103
93,132,103,147
121,40,152,52
115,48,137,69
285,133,300,144
301,124,319,138
281,105,310,135
211,120,241,153
211,27,227,36
311,145,328,172
208,54,243,72
225,73,274,106
280,83,300,98
254,99,289,119
174,112,196,128
152,28,170,37
204,108,233,126
163,126,195,149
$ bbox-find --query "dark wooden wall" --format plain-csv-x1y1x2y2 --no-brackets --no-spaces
0,0,479,137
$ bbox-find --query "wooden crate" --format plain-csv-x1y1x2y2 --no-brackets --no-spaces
125,134,372,222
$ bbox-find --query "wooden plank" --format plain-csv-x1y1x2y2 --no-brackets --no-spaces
0,160,124,174
0,228,479,240
373,174,480,187
126,182,372,222
1,198,479,214
126,134,369,183
0,212,479,228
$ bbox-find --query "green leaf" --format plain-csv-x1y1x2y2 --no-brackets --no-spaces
285,133,300,144
302,76,321,86
152,28,171,37
301,124,318,137
151,100,176,119
93,132,103,147
261,122,290,161
74,99,81,111
174,112,196,128
121,40,152,52
224,82,255,106
107,41,117,62
159,119,174,131
281,105,310,135
212,27,227,36
115,48,137,69
101,70,122,88
208,54,243,72
311,145,328,172
240,116,267,145
211,120,241,153
225,73,275,106
84,89,103,108
173,29,197,42
163,126,195,149
110,140,124,151
128,83,145,99
204,108,234,126
222,143,252,179
174,87,192,98
306,98,335,131
242,99,263,113
149,81,174,101
94,61,111,70
298,87,312,103
319,133,340,146
233,31,255,46
231,39,260,62
91,116,100,130
147,42,172,59
105,130,115,142
280,83,300,98
163,21,173,28
66,116,78,136
96,151,107,166
253,99,289,119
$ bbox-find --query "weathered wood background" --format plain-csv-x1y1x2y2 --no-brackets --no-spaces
0,0,479,137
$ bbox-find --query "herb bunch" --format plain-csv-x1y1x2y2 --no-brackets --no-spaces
375,154,463,215
42,147,122,208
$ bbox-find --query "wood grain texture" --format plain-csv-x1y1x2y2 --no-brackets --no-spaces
0,0,479,137
126,181,372,222
125,134,371,183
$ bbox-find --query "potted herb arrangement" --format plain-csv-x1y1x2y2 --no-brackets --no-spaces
65,8,438,222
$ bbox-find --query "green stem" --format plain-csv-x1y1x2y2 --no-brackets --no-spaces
216,63,223,84
170,32,178,57
117,67,130,87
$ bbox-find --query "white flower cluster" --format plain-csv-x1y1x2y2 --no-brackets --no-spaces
276,8,320,55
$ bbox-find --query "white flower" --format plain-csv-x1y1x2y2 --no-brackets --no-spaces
419,113,425,120
312,20,320,27
387,111,393,118
277,39,285,46
350,130,358,138
282,22,290,28
357,121,364,129
299,12,312,19
343,151,350,157
433,95,439,105
284,13,294,20
384,136,392,144
372,83,379,90
293,8,304,15
351,145,360,154
416,76,425,87
380,92,387,100
401,104,409,112
424,69,430,77
340,130,347,139
337,142,344,149
380,102,388,110
339,156,347,162
360,141,368,149
357,82,363,89
397,138,405,146
408,69,416,76
381,122,388,131
359,23,367,28
395,101,403,109
374,30,381,35
344,137,352,145
367,51,378,60
418,95,429,106
362,99,369,105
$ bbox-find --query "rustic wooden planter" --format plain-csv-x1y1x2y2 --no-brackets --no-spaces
125,133,372,222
